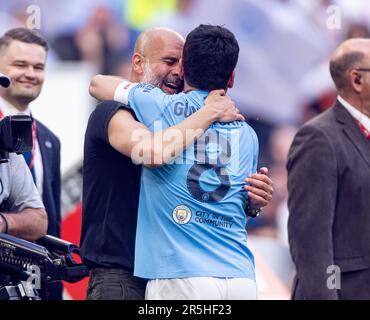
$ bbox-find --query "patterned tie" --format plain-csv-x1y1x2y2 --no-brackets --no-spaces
357,120,370,141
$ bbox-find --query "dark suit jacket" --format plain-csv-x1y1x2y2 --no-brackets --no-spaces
36,120,61,238
287,102,370,300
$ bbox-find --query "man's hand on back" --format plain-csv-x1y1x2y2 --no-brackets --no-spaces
204,90,245,123
245,167,274,209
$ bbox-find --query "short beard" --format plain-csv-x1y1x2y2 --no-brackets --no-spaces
2,88,40,111
142,61,162,88
142,61,183,94
13,91,40,105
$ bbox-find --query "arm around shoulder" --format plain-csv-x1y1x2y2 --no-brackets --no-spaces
89,74,127,101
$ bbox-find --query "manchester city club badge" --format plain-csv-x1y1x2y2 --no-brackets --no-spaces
172,205,192,225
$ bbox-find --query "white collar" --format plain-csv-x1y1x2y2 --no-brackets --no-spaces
0,96,31,116
337,95,370,132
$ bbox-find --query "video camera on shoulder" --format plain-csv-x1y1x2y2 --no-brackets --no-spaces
0,115,33,164
0,73,32,164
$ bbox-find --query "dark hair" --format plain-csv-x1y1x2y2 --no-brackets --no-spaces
0,28,48,53
329,51,364,90
183,24,239,91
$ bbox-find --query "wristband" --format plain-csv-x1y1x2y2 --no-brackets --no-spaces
245,204,261,218
113,81,138,104
0,213,8,233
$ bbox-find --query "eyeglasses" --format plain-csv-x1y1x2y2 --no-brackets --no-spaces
356,68,370,72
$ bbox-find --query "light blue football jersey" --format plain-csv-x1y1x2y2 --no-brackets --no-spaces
127,83,259,280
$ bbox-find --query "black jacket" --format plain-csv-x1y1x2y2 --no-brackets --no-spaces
36,120,61,237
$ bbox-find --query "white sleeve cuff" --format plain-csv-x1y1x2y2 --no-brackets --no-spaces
113,81,138,105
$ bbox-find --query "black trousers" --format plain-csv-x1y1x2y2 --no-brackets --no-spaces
86,268,147,300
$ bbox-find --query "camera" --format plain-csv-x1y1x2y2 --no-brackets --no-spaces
0,73,33,163
0,115,33,163
0,233,89,300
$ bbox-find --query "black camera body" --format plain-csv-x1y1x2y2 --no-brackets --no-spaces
0,115,33,163
0,233,89,300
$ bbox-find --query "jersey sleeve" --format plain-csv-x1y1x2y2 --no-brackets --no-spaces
125,83,172,127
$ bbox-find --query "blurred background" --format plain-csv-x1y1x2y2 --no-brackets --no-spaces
1,0,369,299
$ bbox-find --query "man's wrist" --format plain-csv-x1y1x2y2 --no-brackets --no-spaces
202,104,219,124
245,204,261,218
114,81,137,104
0,213,8,233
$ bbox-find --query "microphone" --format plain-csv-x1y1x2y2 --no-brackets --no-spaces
0,73,10,88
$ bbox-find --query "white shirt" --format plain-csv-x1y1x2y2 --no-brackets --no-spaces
338,95,370,132
0,96,44,196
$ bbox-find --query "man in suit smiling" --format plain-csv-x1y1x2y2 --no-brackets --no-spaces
287,38,370,300
0,28,62,300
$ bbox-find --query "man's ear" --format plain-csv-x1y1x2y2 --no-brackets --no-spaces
350,69,362,94
179,58,184,80
227,69,236,89
132,53,144,75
